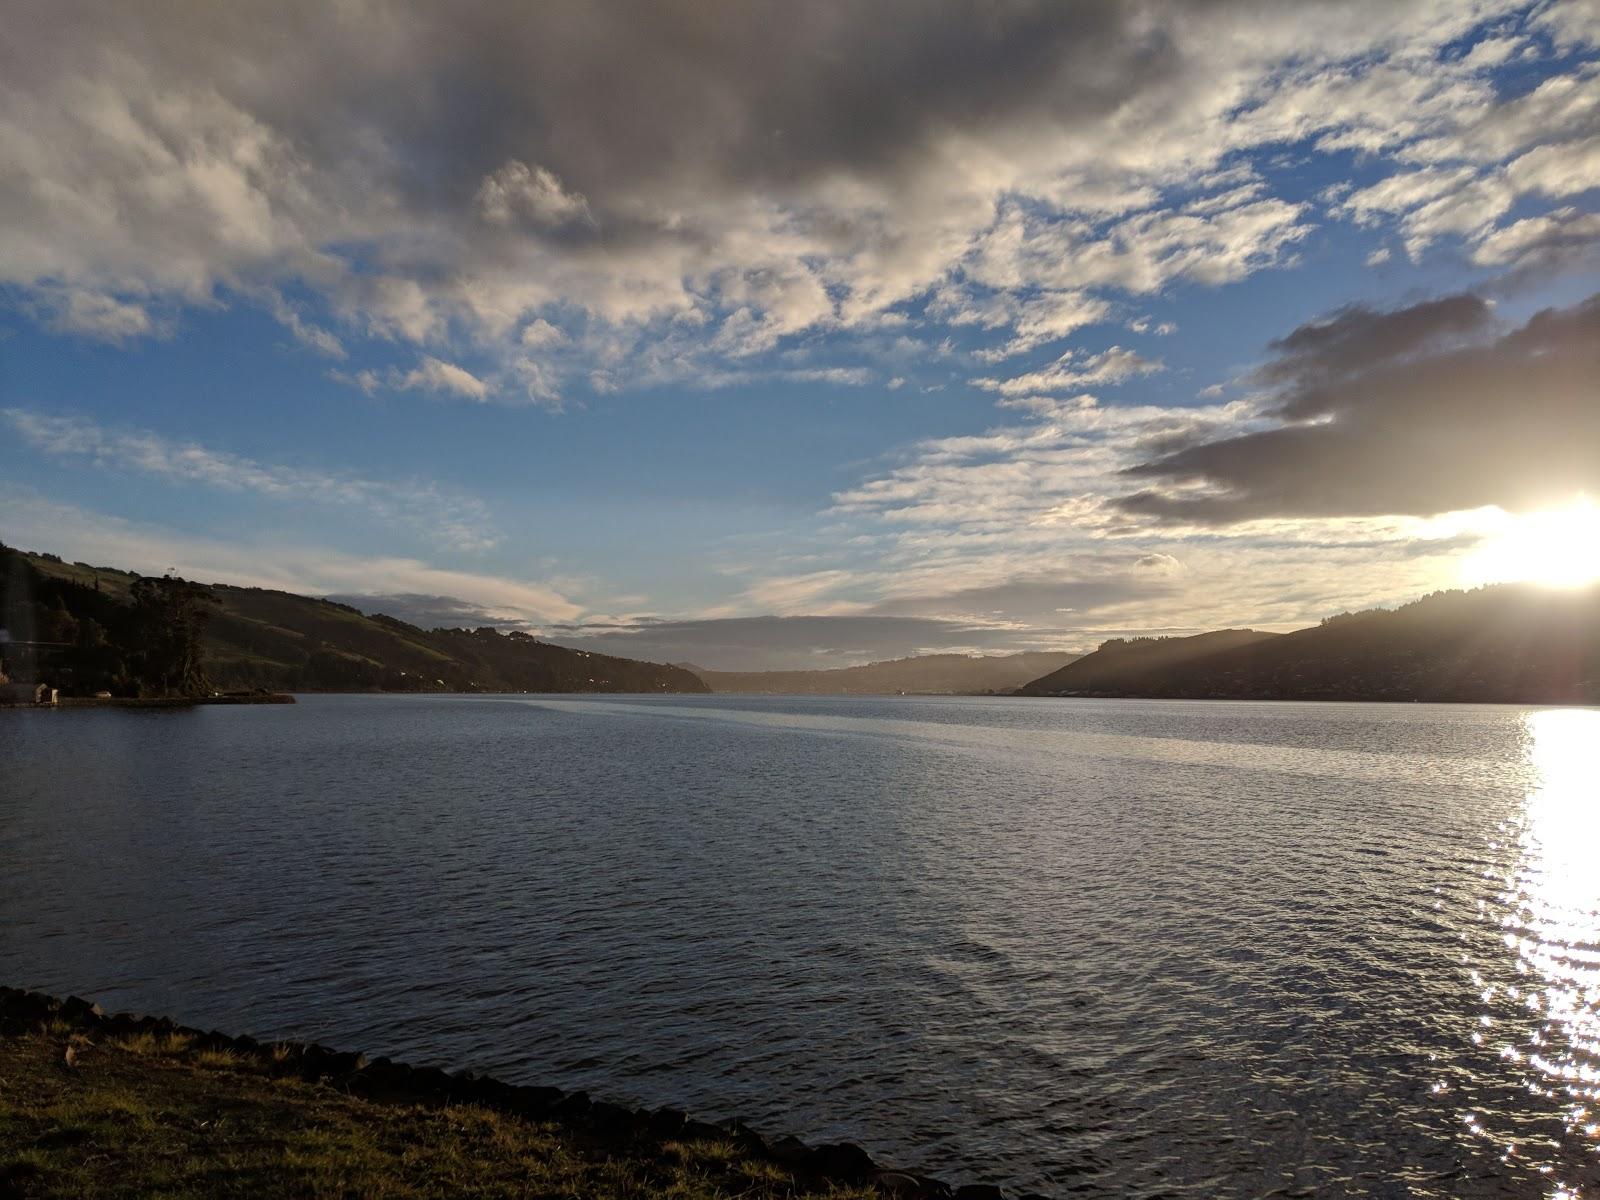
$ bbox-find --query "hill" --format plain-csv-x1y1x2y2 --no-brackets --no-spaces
1017,584,1600,703
1,544,707,696
697,651,1078,695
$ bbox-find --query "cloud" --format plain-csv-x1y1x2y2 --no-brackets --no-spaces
1472,205,1600,274
33,287,161,342
3,409,500,551
975,345,1162,396
1118,292,1600,522
393,356,493,401
1,1,1579,392
475,160,593,231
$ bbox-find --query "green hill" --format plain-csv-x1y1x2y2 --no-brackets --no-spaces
1,543,708,696
1017,584,1600,703
698,651,1078,695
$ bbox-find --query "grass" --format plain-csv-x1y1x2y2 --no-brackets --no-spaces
0,1027,876,1199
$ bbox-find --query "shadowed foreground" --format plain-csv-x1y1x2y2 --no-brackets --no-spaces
0,989,1003,1200
0,1023,877,1200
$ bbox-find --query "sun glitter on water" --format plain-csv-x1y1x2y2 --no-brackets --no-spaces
1462,498,1600,590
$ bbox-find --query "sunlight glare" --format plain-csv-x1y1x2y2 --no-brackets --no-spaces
1463,499,1600,590
1512,709,1600,1163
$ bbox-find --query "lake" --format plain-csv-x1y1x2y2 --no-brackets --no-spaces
2,694,1597,1197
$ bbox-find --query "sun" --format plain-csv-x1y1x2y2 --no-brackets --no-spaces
1461,498,1600,589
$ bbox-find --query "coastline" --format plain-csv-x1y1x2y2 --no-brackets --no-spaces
0,987,1014,1200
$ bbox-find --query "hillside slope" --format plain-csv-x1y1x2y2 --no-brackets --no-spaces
3,546,707,695
698,651,1078,695
1018,585,1600,703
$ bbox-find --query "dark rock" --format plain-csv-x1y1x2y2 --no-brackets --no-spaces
506,1085,564,1117
554,1090,592,1119
768,1134,810,1166
954,1185,1004,1200
60,995,104,1022
407,1065,455,1096
679,1119,725,1143
715,1117,768,1155
588,1100,640,1136
648,1107,687,1138
873,1170,926,1195
809,1142,878,1182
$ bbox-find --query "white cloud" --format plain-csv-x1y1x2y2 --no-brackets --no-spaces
394,356,493,401
3,409,499,552
36,287,160,342
476,160,593,230
0,1,1574,393
975,346,1162,397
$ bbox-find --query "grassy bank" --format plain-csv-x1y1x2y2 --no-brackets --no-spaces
0,1021,872,1199
0,989,1006,1200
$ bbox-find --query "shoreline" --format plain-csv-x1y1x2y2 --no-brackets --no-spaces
1,693,296,710
0,986,1016,1200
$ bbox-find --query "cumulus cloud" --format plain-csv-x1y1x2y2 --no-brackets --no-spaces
4,409,500,552
1118,292,1600,522
1,1,1585,394
393,356,493,401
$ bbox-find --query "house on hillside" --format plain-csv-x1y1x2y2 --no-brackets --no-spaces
0,679,57,706
0,659,56,706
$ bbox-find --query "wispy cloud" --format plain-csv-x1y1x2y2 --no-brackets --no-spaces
3,409,500,552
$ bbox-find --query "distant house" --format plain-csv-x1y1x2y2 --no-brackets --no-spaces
0,681,56,706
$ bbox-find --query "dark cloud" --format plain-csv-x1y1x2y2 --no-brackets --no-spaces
1256,293,1492,387
1119,292,1600,522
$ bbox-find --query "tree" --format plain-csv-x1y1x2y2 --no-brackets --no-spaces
130,574,217,696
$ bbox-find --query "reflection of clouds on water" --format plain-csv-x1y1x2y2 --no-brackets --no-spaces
1503,709,1600,1198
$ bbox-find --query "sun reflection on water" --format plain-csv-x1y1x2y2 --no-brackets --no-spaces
1508,709,1600,1196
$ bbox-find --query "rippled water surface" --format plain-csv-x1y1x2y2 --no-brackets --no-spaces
3,695,1598,1196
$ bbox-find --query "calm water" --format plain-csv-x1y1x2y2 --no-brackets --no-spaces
2,694,1598,1197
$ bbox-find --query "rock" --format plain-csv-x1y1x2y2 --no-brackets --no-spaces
679,1119,725,1144
768,1135,810,1166
554,1090,592,1119
507,1085,564,1117
588,1100,641,1136
715,1117,768,1155
954,1186,1005,1200
808,1142,878,1182
872,1170,925,1195
60,996,104,1023
648,1107,687,1138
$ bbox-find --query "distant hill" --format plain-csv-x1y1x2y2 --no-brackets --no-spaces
2,545,708,696
697,651,1078,695
1017,584,1600,703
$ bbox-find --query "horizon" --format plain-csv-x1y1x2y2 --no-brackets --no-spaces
2,2,1598,670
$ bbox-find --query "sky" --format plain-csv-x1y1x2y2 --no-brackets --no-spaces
1,0,1598,670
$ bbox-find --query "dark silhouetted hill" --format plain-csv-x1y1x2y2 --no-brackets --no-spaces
698,651,1078,695
2,544,707,696
1017,585,1600,703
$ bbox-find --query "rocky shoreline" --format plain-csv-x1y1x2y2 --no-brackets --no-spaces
0,986,1020,1200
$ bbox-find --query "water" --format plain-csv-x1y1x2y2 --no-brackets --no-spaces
2,694,1597,1197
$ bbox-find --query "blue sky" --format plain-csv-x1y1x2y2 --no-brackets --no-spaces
2,1,1598,668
